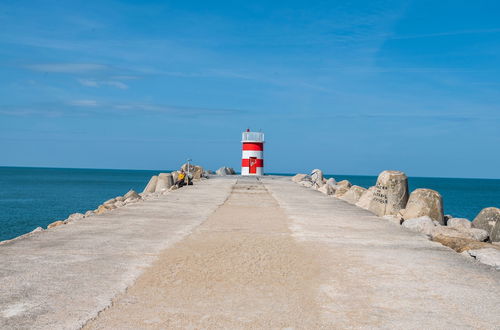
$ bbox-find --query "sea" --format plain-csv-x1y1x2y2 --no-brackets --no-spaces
0,166,499,241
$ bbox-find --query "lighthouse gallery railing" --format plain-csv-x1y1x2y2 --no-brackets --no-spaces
242,132,265,143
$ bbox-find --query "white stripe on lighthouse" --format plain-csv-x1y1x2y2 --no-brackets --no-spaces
242,150,263,159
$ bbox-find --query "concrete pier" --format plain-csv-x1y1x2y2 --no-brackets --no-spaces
1,176,499,329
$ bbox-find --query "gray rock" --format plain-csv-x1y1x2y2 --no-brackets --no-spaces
318,184,335,195
491,221,500,243
67,213,84,221
310,169,324,188
466,248,500,270
31,227,43,233
334,185,350,197
431,226,488,242
336,180,352,189
447,218,472,230
115,196,125,202
171,171,179,183
325,178,337,186
368,170,409,217
124,190,140,200
114,201,125,208
299,180,314,188
472,207,500,242
402,216,436,236
104,203,116,210
216,167,236,176
401,188,444,225
355,186,375,210
124,197,139,204
340,185,366,204
143,175,158,194
292,173,308,183
181,163,205,180
84,211,94,217
103,198,116,205
47,220,65,229
155,173,174,192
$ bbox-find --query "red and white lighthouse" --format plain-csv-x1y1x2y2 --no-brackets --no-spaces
241,129,264,176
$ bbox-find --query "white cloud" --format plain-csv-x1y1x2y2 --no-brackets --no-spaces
69,100,99,107
26,63,107,73
77,78,128,89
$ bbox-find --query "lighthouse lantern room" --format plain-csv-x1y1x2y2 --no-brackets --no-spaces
241,129,264,176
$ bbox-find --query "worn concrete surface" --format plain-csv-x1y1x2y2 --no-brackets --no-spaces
1,176,499,329
0,178,235,329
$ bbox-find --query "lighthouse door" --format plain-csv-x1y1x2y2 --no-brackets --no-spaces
249,157,257,174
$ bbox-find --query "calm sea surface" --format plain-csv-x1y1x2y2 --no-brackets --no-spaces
1,167,499,241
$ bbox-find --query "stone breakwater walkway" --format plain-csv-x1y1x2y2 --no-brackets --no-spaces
1,176,499,329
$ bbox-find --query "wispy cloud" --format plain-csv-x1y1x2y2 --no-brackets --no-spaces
69,100,99,107
390,28,500,40
0,100,247,117
25,63,108,73
77,78,128,89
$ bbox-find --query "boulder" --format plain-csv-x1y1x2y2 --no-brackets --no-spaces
84,210,94,217
318,184,335,195
299,180,314,188
466,248,500,269
31,227,43,233
292,173,308,183
47,220,65,229
444,214,454,224
340,185,366,204
472,207,500,242
95,205,108,215
368,170,409,217
310,169,324,188
402,216,435,236
67,213,84,221
155,173,174,192
143,175,158,194
325,178,337,186
171,171,179,183
115,196,124,202
431,226,488,242
355,186,375,210
432,235,500,253
401,188,444,224
103,203,116,210
334,185,350,197
216,167,236,176
124,190,140,200
104,198,116,205
114,201,125,208
181,163,205,180
336,180,352,188
491,220,500,243
447,218,472,230
125,197,139,204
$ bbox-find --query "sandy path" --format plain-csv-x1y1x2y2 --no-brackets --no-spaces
84,178,328,329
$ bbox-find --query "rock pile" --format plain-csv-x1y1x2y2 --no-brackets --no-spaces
291,168,500,270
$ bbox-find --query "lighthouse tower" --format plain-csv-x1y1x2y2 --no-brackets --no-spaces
241,129,264,176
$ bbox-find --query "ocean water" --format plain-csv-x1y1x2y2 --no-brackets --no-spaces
0,167,166,241
0,167,499,241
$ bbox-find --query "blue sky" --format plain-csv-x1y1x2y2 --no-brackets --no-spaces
0,0,499,178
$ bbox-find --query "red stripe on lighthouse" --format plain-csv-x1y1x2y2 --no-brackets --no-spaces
242,142,264,151
242,159,264,167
